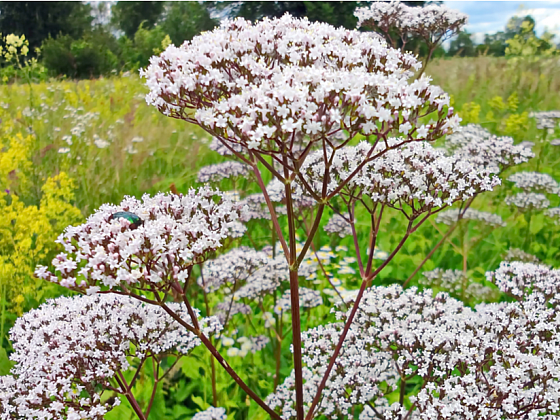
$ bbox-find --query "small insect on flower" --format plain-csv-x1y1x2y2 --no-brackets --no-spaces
110,211,144,229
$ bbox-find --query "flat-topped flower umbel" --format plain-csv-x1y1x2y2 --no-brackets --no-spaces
141,14,460,161
36,187,242,293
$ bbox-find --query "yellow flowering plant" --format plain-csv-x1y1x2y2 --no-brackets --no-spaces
0,130,83,346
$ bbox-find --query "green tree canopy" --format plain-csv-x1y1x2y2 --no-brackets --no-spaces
161,2,218,46
211,1,360,30
0,1,93,52
448,31,476,57
111,1,164,39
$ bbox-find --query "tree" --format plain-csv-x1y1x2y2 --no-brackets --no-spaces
448,30,476,57
0,2,93,53
210,1,360,29
111,1,164,39
505,15,536,39
160,2,218,46
478,32,508,56
476,15,558,57
303,2,359,29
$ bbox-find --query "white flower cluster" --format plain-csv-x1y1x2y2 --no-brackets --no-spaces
0,294,219,420
487,260,560,306
270,280,560,419
445,124,534,173
274,288,323,315
238,193,272,221
420,268,498,303
214,301,252,325
233,253,292,300
222,335,270,357
503,166,556,213
199,245,290,301
268,178,316,212
197,244,322,323
435,208,506,227
199,246,270,293
356,1,468,45
508,171,559,194
269,286,463,419
209,137,246,156
530,110,560,130
505,192,550,211
197,161,250,183
503,248,540,263
35,187,241,292
546,207,560,224
267,334,398,420
141,15,459,153
323,214,353,237
298,140,499,215
192,406,227,420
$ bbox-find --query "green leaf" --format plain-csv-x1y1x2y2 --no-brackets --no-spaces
191,395,209,411
0,347,14,375
169,404,190,419
105,399,134,420
529,214,544,234
181,357,204,379
173,380,190,402
224,400,239,409
258,379,270,390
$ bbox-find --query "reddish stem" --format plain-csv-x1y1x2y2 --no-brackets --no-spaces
304,223,414,420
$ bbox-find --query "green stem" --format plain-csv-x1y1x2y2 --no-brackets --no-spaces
0,278,5,348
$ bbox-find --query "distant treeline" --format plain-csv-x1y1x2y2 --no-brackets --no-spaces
0,1,557,79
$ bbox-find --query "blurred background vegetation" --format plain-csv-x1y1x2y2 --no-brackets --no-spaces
0,1,558,80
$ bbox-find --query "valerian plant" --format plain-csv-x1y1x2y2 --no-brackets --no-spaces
3,3,556,420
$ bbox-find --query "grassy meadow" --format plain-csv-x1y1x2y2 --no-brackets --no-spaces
2,56,560,419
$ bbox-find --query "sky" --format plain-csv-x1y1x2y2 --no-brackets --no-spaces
444,1,560,42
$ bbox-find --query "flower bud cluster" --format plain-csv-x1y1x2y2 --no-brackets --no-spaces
200,245,317,303
445,124,533,173
214,301,252,324
505,192,550,211
323,214,353,237
503,248,540,263
298,140,499,215
209,137,246,156
356,2,468,46
0,294,219,420
199,246,270,293
35,187,241,292
503,161,556,212
508,171,559,194
192,406,227,420
545,207,560,224
238,193,272,221
530,110,560,130
420,268,498,303
267,178,316,212
197,161,251,183
233,253,292,300
141,15,459,155
435,208,506,227
487,260,560,306
274,288,323,315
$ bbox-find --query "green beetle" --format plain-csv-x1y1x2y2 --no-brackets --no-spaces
110,211,144,230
